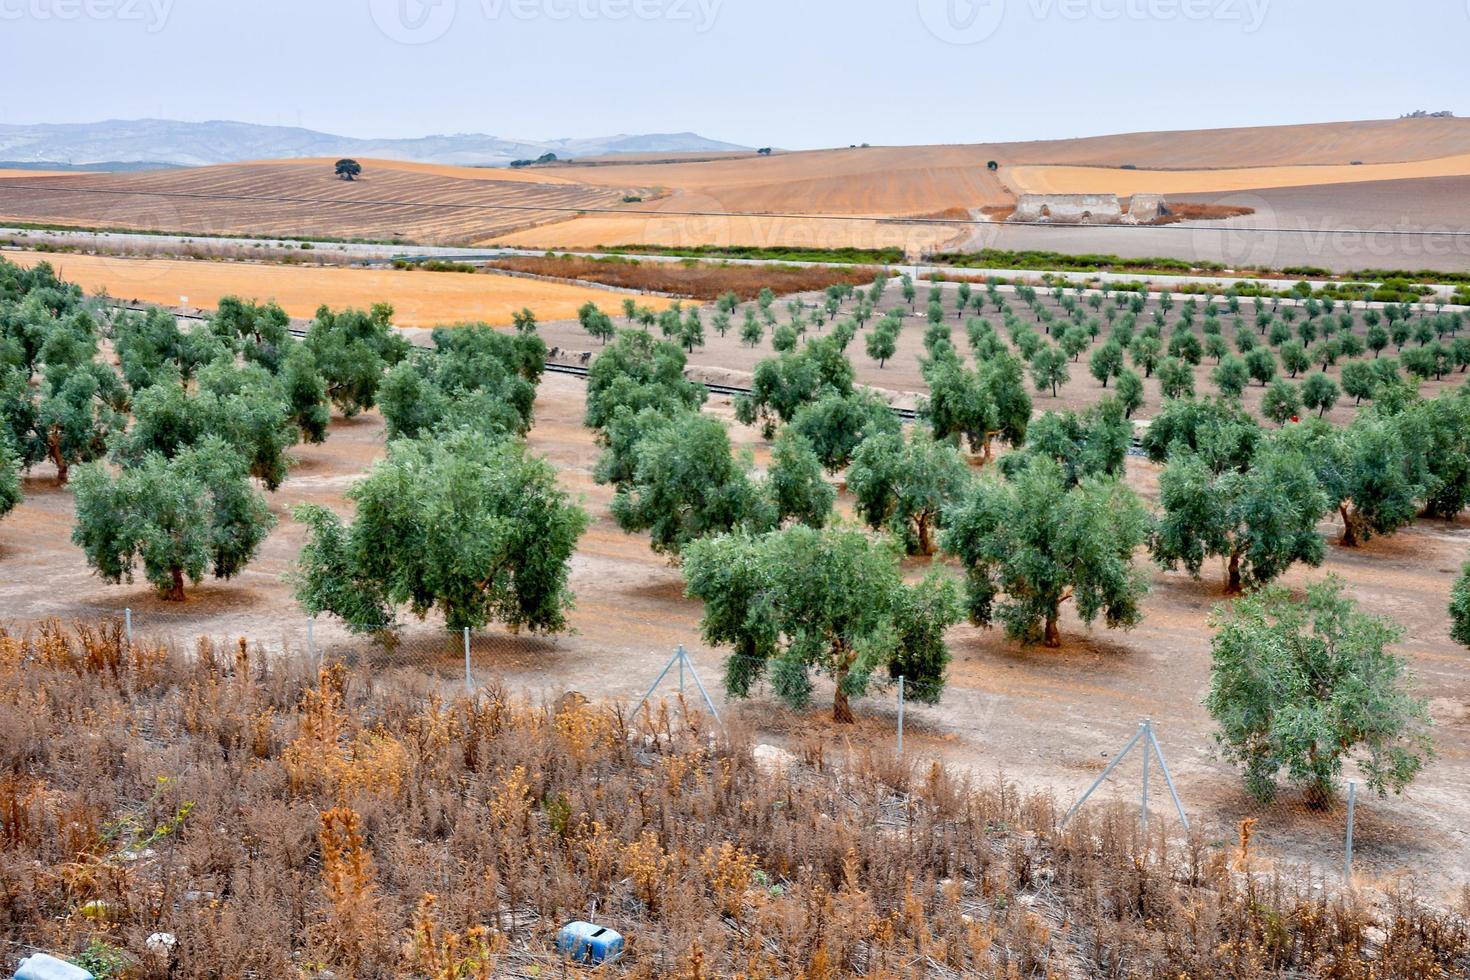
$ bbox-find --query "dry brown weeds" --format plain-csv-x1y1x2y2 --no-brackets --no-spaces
0,620,1466,979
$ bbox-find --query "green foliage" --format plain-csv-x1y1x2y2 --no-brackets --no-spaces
790,389,900,473
210,296,292,372
1140,397,1260,471
37,360,128,483
921,352,1031,459
611,412,767,555
1212,354,1249,399
1151,442,1329,592
1115,369,1144,419
683,525,963,721
1261,379,1302,425
765,430,835,530
865,321,897,367
943,457,1151,648
1206,577,1432,804
1089,340,1124,387
304,303,409,416
72,438,275,600
735,338,854,439
117,371,297,491
584,329,706,432
0,439,19,522
1000,398,1131,488
379,325,540,442
1281,416,1425,547
1156,356,1195,399
1451,561,1470,649
1029,344,1069,397
1301,371,1340,417
848,430,970,555
292,429,587,633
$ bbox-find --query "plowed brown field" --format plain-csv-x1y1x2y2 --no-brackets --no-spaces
0,159,646,244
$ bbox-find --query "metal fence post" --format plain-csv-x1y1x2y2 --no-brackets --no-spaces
463,627,472,696
897,676,905,757
1344,780,1357,886
678,646,685,694
124,608,132,646
1140,719,1152,836
306,618,316,667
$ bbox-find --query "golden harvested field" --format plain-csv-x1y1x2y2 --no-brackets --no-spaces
0,159,646,244
1009,152,1470,197
493,118,1470,250
3,251,680,326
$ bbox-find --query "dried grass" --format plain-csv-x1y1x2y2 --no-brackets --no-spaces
0,619,1466,979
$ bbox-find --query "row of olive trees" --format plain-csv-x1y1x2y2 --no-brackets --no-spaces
0,260,588,634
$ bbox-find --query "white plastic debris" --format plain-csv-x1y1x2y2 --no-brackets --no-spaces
13,953,94,980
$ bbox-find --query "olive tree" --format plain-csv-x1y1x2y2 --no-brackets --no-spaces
0,440,19,523
1152,443,1329,593
292,429,588,633
943,457,1151,648
584,329,706,432
1206,577,1433,805
1451,561,1470,649
921,353,1031,461
611,412,769,554
304,303,409,416
71,438,275,601
848,430,970,555
683,525,963,722
790,389,900,473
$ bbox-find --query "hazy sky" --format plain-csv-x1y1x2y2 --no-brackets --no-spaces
3,0,1467,148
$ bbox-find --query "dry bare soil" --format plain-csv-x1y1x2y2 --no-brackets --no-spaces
3,282,1469,902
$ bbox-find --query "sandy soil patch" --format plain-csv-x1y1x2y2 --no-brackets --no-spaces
3,251,680,327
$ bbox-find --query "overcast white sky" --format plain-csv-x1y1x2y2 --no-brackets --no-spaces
2,0,1466,148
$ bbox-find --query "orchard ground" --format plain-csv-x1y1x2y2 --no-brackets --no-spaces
2,283,1469,903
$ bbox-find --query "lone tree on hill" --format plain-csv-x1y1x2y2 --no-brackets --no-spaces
334,159,362,181
1206,577,1433,806
683,525,962,723
943,457,1151,648
292,429,588,634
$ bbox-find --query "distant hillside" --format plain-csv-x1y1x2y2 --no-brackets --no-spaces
0,119,749,168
